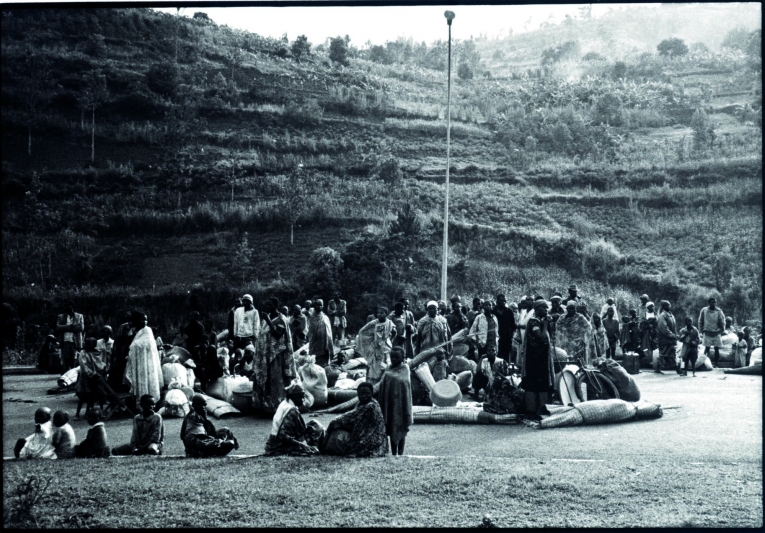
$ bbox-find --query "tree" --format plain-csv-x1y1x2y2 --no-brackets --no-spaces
657,38,688,57
457,61,474,80
146,61,179,98
541,40,580,65
721,26,751,51
16,49,53,157
329,36,349,66
305,247,344,296
369,44,391,64
375,156,403,185
595,93,623,125
745,29,761,74
77,69,109,163
291,35,311,61
225,48,243,82
388,203,422,237
690,108,715,150
192,12,211,23
231,232,253,286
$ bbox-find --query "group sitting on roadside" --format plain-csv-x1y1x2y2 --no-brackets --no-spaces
17,285,759,460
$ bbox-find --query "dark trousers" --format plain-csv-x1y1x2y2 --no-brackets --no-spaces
606,338,618,359
14,438,27,458
61,342,77,371
74,443,110,458
183,433,236,458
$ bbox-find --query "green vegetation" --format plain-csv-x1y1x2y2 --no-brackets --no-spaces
1,6,761,357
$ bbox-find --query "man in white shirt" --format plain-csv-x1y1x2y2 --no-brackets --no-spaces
232,294,260,350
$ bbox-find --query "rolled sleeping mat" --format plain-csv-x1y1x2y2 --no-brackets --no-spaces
216,329,229,343
451,370,473,391
313,381,381,414
723,365,763,375
413,363,437,393
198,393,242,419
328,388,359,405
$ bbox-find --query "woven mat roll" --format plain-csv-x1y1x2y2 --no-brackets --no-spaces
412,405,517,425
327,388,358,405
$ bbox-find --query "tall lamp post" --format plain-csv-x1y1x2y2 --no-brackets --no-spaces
441,10,455,302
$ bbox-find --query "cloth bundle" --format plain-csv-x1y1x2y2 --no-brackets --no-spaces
717,332,740,362
749,346,762,367
297,354,328,407
199,393,242,419
595,357,641,401
674,344,713,370
206,376,251,404
58,366,79,388
412,403,517,425
162,362,189,388
448,356,476,375
161,388,191,418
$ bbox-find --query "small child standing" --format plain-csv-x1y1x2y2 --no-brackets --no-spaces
75,337,109,420
52,410,76,459
74,408,110,458
732,330,748,368
378,346,413,456
96,326,113,370
678,317,700,377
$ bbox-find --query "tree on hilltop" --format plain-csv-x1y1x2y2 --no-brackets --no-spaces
291,35,311,61
657,38,688,57
329,36,349,66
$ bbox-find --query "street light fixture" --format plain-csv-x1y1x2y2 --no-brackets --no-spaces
441,10,455,302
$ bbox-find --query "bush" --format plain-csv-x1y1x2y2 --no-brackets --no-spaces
580,238,623,280
329,37,349,66
457,62,474,80
657,38,688,57
304,247,344,296
388,203,422,237
375,156,403,185
145,61,178,98
291,35,311,60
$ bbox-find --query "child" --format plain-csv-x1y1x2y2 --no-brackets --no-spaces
235,345,255,379
52,410,76,459
75,337,109,420
112,394,164,456
678,317,700,377
358,306,396,384
621,309,642,357
74,408,110,458
590,313,609,363
14,407,56,459
377,346,413,456
732,330,748,368
96,325,113,369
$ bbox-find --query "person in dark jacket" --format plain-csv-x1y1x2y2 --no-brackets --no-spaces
492,294,516,363
74,408,110,458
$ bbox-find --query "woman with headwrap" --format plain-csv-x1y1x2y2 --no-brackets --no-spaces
519,300,556,419
640,301,659,367
124,311,162,401
554,301,594,364
415,301,452,368
307,299,334,368
253,297,296,414
322,382,388,457
264,382,324,456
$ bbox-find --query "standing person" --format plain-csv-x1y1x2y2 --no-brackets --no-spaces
124,311,162,401
621,309,643,358
377,347,413,456
96,326,113,369
492,294,516,363
470,300,499,361
724,316,735,336
416,301,452,368
561,285,585,315
466,297,483,330
264,383,323,456
14,407,56,459
302,300,314,319
656,300,678,373
445,296,468,338
639,302,659,368
389,302,415,360
109,311,133,394
75,337,109,421
253,298,296,414
185,312,206,354
288,304,308,350
55,300,84,372
637,294,650,325
732,330,748,368
698,297,725,368
37,335,60,374
112,394,164,456
357,306,396,384
181,395,238,458
437,300,448,318
327,292,347,343
307,299,334,368
602,307,621,359
547,294,565,345
519,300,555,420
74,408,110,458
555,302,594,364
52,411,76,459
194,336,223,393
203,320,218,348
232,295,260,351
743,327,755,366
226,297,243,344
397,299,418,359
600,298,619,321
590,313,610,361
678,317,700,377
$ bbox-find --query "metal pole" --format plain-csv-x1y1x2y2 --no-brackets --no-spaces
441,12,454,302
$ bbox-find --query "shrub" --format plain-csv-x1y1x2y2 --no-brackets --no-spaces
580,238,623,280
329,36,349,66
457,61,474,80
690,108,715,150
375,156,403,185
291,35,311,60
304,247,344,296
388,203,422,237
657,38,688,57
145,61,178,98
612,61,627,80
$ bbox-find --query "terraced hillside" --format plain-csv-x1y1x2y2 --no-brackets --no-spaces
1,6,761,350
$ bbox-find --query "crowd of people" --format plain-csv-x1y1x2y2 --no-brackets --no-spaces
18,286,759,459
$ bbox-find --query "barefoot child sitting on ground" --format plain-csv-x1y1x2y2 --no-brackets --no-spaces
113,394,164,456
74,408,110,458
52,410,76,459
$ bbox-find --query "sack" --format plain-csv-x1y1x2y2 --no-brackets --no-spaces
553,347,568,362
749,347,762,367
299,362,328,407
207,376,251,404
324,365,343,388
58,366,79,388
299,388,315,412
163,389,190,418
162,362,189,388
575,399,637,425
448,356,475,374
717,332,738,362
597,358,641,401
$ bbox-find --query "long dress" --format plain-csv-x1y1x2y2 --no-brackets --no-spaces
253,313,296,414
323,399,388,457
519,317,555,393
109,322,133,391
307,312,334,367
589,323,610,364
357,319,396,383
416,315,451,367
388,310,416,359
554,313,593,363
264,399,323,456
124,326,162,400
377,363,413,445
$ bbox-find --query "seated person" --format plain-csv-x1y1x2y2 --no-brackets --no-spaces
181,395,238,458
234,345,255,378
74,408,111,458
14,407,57,459
113,394,164,456
322,382,388,457
264,382,323,456
52,410,76,459
194,337,223,393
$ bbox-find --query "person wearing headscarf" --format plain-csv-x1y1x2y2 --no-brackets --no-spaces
307,299,334,367
322,382,388,457
656,300,678,373
356,306,396,384
124,311,162,401
264,382,323,456
602,307,621,359
554,301,594,364
640,301,659,367
253,297,296,414
415,301,452,367
232,295,260,351
181,395,238,457
437,300,448,317
519,300,556,420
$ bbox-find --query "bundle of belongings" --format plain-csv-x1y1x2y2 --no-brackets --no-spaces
594,357,641,401
48,366,79,395
725,342,763,375
204,375,251,417
158,378,193,418
533,398,663,429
